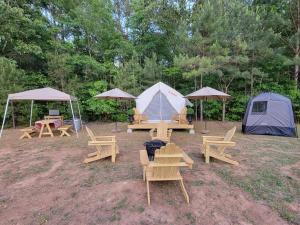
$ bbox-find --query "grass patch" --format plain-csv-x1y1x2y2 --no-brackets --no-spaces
136,206,145,213
191,180,204,187
33,211,50,225
113,197,128,210
291,168,300,177
108,212,121,222
215,168,300,224
185,212,196,225
25,159,52,175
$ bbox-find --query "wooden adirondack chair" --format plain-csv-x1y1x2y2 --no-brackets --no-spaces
172,107,188,124
202,126,238,165
140,143,193,205
133,108,148,124
149,121,172,142
84,126,119,163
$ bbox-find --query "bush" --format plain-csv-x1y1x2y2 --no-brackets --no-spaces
127,109,134,116
187,107,194,115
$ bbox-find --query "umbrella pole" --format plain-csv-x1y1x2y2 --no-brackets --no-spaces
202,97,209,134
112,99,120,133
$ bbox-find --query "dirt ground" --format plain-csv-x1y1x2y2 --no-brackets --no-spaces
0,121,299,225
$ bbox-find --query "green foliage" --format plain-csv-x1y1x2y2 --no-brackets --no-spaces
1,0,300,125
187,108,194,115
127,109,134,116
0,57,24,121
226,94,250,121
203,100,222,120
79,81,117,121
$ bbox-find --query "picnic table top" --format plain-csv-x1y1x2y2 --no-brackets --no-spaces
35,119,61,124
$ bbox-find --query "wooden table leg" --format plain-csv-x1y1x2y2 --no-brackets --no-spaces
46,123,54,137
39,124,44,138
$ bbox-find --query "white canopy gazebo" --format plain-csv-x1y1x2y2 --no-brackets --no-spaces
0,87,82,138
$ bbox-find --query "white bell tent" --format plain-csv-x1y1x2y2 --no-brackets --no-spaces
136,82,192,122
0,87,82,138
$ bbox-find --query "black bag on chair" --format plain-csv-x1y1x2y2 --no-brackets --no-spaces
144,140,166,161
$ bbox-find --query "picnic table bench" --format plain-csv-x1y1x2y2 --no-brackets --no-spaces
19,127,36,139
58,125,73,137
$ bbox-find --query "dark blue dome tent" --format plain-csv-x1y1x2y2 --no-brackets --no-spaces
242,92,298,137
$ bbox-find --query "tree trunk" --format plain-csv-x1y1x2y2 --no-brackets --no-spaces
222,87,228,122
194,76,198,121
295,63,299,89
295,0,300,90
222,100,225,122
200,73,203,121
250,73,254,96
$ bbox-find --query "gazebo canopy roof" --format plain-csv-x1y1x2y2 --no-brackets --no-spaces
95,88,136,100
185,87,230,100
8,87,77,101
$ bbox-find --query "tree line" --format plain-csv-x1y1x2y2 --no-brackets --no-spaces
1,0,300,125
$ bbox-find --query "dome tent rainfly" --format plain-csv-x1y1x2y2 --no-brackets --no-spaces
136,82,192,122
242,92,297,137
0,87,82,138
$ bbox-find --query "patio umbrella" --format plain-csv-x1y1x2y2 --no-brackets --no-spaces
95,88,136,132
185,87,230,133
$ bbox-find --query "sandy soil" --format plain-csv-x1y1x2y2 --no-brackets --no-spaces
0,121,299,225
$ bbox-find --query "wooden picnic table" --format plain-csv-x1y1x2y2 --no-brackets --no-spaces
35,119,62,138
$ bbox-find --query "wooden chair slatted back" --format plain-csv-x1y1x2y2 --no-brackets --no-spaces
152,143,184,178
133,108,139,114
86,126,106,152
180,107,187,115
214,126,237,155
224,126,236,141
86,126,96,142
133,108,143,122
178,107,187,124
156,121,169,139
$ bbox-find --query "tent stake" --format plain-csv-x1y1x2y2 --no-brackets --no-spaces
0,98,10,138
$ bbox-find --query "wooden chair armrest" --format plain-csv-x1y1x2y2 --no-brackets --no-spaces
203,136,224,139
94,136,115,141
88,141,116,146
94,135,115,138
203,136,224,143
150,162,189,167
205,141,236,147
140,150,149,166
182,151,194,169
